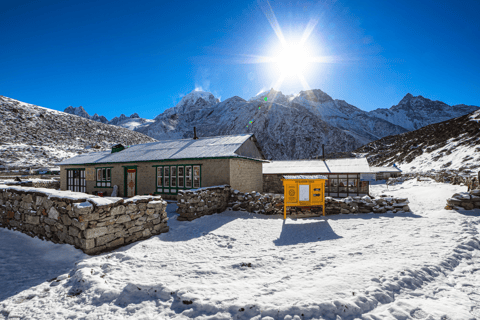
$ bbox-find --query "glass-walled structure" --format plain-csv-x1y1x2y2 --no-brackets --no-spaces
324,173,369,197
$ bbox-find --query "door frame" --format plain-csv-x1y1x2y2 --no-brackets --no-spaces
123,166,138,197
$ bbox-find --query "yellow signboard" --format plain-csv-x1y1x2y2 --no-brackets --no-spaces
282,176,327,219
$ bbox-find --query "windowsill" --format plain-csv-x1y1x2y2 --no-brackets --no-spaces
94,186,113,188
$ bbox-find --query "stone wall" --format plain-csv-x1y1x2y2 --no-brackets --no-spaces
229,190,284,215
263,174,284,194
176,185,231,221
0,185,169,255
446,189,480,210
0,179,60,189
177,185,411,220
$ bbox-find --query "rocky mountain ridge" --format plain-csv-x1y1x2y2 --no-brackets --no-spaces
369,93,478,131
64,106,154,131
0,96,157,169
136,89,478,160
355,109,480,173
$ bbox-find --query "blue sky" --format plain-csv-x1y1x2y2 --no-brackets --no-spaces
1,0,479,120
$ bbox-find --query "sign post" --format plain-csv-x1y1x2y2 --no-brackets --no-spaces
282,175,327,219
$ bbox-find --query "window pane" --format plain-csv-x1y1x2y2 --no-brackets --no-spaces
178,166,184,176
193,166,200,178
193,165,200,188
106,168,111,181
185,166,192,188
171,166,177,187
97,169,102,181
164,167,169,187
178,176,184,188
157,167,162,187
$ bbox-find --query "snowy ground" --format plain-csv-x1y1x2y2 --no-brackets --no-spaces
1,180,479,319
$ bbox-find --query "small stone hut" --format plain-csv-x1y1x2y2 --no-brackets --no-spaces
370,166,402,180
263,158,373,198
57,134,266,198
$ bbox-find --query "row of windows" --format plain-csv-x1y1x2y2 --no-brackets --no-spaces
68,165,202,195
156,165,200,194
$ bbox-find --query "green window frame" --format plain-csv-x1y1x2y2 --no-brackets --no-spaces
95,167,113,188
153,164,201,195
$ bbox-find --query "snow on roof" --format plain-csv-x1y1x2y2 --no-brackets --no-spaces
57,134,260,165
283,175,328,180
369,166,402,173
263,158,371,174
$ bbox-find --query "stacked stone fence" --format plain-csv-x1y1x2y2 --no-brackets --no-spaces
0,185,169,255
446,189,480,210
0,178,60,189
402,170,479,189
176,185,411,220
176,185,231,221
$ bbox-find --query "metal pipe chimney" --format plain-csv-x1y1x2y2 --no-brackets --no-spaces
322,144,325,160
193,127,198,140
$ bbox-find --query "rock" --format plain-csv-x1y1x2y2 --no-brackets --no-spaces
340,208,350,214
96,233,116,246
84,227,108,239
80,238,95,250
462,203,474,210
362,196,372,203
110,205,126,216
69,226,80,237
402,205,410,212
74,202,93,215
48,207,59,220
61,214,72,226
107,237,124,248
25,215,40,225
115,214,132,224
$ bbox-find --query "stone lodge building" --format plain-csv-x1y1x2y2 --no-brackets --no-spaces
263,158,374,198
58,134,266,198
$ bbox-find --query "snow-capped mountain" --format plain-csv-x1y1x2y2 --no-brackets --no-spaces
368,93,479,131
159,90,220,118
0,96,157,169
355,109,480,173
63,107,154,130
137,89,409,160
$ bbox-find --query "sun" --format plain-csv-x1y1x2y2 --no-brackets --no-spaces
275,44,310,76
240,0,338,92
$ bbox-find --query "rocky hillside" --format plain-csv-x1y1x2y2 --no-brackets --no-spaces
0,96,157,169
64,106,154,131
355,109,480,173
136,89,410,160
369,93,479,131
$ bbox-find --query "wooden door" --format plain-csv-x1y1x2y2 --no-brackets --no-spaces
126,169,136,197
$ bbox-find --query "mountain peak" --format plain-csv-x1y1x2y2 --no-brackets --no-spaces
399,93,415,104
171,90,218,115
298,89,333,103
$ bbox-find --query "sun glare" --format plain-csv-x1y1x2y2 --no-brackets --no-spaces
275,44,310,76
241,0,338,92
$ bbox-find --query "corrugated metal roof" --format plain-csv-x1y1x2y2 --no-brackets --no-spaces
263,158,371,174
283,175,328,180
58,134,259,165
369,166,402,173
